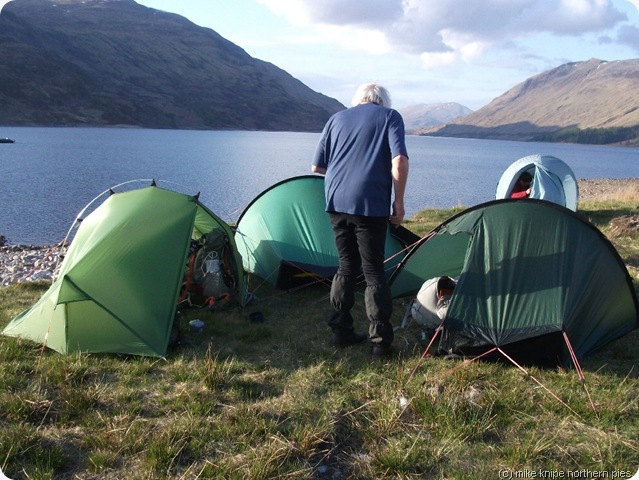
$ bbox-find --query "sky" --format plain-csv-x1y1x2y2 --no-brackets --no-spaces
2,0,639,110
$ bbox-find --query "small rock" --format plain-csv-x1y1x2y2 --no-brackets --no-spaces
464,385,483,404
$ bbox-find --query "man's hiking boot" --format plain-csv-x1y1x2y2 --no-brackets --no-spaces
371,343,392,358
331,330,366,346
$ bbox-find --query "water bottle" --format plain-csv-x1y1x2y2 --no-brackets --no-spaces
205,255,220,274
203,252,223,298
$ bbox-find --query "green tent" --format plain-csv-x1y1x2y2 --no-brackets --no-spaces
235,175,419,289
390,199,638,366
2,185,247,357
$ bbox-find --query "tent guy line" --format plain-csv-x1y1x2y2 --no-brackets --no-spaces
2,167,637,368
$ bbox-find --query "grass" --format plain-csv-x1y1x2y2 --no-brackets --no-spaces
1,196,638,480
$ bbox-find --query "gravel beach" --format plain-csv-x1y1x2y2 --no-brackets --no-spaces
1,178,637,286
576,177,639,201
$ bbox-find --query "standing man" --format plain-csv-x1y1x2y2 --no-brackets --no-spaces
311,83,409,357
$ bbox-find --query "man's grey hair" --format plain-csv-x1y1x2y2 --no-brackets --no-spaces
351,83,392,108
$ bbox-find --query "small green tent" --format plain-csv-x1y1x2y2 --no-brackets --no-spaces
390,199,638,366
2,184,247,357
235,175,419,289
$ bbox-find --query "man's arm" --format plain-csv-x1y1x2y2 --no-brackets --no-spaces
311,165,326,174
390,154,409,225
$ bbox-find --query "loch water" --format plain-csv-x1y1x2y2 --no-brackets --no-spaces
0,126,637,245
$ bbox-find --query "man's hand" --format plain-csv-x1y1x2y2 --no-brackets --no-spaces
390,200,405,225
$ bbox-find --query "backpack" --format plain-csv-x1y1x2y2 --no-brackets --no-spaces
180,229,237,306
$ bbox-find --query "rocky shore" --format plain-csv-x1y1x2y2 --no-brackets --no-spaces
1,178,637,286
576,177,639,201
0,244,64,287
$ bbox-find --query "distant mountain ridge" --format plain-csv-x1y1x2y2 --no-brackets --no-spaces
0,0,344,131
2,1,637,144
399,102,472,133
423,58,639,145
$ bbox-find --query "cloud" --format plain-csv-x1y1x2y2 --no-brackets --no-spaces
314,24,391,54
616,24,639,51
260,0,629,64
258,0,403,28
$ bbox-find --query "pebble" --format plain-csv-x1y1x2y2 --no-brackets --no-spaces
0,244,64,287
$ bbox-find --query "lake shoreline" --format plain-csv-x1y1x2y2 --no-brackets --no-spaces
1,178,637,286
577,177,639,201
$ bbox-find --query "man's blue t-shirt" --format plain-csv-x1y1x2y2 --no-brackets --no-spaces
312,102,408,217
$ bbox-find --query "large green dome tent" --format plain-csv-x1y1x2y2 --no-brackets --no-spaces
2,183,247,357
234,175,419,290
496,154,579,211
390,199,638,366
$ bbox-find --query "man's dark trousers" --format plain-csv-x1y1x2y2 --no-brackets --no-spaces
328,212,394,346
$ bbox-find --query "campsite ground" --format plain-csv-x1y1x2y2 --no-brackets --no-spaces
0,182,637,480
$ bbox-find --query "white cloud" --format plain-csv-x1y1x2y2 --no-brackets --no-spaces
315,24,391,54
419,51,460,69
256,0,311,26
260,0,629,65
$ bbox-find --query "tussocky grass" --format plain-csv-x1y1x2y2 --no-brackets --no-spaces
0,195,637,480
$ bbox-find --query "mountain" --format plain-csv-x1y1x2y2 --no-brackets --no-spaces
399,102,472,133
422,59,639,145
0,0,344,131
